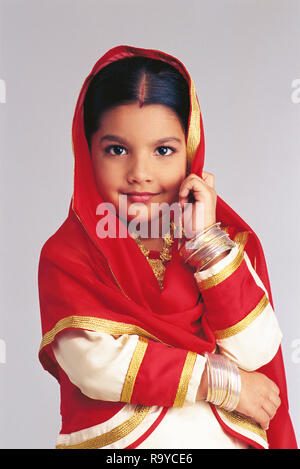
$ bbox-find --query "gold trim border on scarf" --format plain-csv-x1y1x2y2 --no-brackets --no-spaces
186,78,201,172
39,316,164,352
56,405,151,449
121,337,149,403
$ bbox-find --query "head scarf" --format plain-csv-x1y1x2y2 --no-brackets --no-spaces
38,44,297,449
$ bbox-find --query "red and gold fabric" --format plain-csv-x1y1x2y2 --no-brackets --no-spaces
194,228,282,371
52,329,202,408
38,44,297,449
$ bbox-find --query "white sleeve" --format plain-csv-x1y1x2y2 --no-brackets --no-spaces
52,330,139,401
52,329,206,404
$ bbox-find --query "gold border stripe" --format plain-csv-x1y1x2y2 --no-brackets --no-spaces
214,294,269,340
56,405,151,449
173,351,197,407
195,231,249,291
219,408,267,443
186,78,201,169
121,337,148,403
39,316,162,352
233,231,249,247
197,242,244,290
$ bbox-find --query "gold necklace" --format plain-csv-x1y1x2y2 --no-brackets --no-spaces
133,221,175,289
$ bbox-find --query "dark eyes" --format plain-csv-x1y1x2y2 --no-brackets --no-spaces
105,145,125,156
156,146,175,157
104,145,176,157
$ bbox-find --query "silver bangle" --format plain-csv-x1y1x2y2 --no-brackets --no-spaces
205,352,241,412
179,223,236,270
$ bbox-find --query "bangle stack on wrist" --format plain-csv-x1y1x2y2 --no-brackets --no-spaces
205,352,241,412
179,222,236,271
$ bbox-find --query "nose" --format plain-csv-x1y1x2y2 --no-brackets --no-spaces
126,153,153,185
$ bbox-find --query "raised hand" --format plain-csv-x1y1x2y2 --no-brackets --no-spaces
178,171,217,239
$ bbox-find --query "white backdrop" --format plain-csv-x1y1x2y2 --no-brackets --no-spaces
0,0,299,448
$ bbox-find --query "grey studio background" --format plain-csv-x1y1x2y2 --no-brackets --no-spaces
0,0,299,449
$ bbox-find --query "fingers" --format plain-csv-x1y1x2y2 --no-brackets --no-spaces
259,387,281,430
179,172,215,205
236,370,282,433
270,392,281,409
257,408,271,431
271,382,280,396
178,172,217,237
262,400,278,421
179,175,202,199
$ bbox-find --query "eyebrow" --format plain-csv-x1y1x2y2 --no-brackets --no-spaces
100,134,182,145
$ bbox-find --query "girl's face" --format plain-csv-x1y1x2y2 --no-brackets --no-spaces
90,102,187,233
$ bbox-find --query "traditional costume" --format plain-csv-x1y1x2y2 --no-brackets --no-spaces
38,45,297,449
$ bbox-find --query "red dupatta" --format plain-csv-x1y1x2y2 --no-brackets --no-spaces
38,44,297,449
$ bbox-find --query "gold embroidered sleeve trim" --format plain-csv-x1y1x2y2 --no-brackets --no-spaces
173,351,197,407
195,231,249,291
214,294,269,340
120,337,148,403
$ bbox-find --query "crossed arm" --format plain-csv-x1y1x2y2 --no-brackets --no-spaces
52,238,282,430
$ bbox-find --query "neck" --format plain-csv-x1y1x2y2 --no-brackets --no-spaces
137,237,165,252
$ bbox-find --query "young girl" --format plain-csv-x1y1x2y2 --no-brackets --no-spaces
38,45,297,449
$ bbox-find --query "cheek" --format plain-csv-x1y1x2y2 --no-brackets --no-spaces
164,166,186,190
91,164,116,203
93,160,119,188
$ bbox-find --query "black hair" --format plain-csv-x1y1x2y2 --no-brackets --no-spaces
83,56,190,148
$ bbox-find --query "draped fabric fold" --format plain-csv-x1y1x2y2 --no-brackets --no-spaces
38,44,297,449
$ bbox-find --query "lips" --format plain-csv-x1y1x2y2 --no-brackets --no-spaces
123,192,160,203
